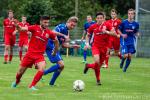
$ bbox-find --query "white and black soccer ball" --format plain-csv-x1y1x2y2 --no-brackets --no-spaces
73,80,85,91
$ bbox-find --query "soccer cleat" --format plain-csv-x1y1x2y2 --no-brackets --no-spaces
83,63,89,74
82,60,87,63
3,61,8,64
101,64,107,68
96,80,102,85
120,63,123,69
29,86,38,91
40,78,45,83
11,82,17,88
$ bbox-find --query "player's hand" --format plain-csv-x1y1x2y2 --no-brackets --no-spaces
121,34,127,38
72,44,80,48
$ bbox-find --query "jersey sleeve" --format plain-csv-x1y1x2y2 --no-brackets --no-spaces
54,25,62,33
28,25,35,33
49,30,57,40
118,21,124,32
3,20,7,26
87,25,94,35
106,22,112,31
135,23,139,33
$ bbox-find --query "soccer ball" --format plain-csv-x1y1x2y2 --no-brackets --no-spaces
73,80,85,91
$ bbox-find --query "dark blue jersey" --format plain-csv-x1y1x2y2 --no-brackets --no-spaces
119,19,139,45
46,23,69,50
84,21,95,32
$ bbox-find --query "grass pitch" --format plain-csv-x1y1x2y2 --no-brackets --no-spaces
0,56,150,100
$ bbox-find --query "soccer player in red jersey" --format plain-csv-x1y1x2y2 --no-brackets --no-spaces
14,16,30,61
102,9,122,68
3,10,16,64
11,16,59,90
83,12,115,85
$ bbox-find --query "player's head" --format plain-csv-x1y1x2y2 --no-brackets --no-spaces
128,8,135,20
8,10,14,19
40,16,50,29
66,16,78,30
21,16,27,22
111,9,117,19
96,12,105,24
86,15,92,22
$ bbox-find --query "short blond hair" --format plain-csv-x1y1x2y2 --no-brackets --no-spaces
67,16,78,23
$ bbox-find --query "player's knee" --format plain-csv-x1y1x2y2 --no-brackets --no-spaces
59,64,64,70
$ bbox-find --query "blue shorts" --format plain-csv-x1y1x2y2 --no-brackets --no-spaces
121,44,136,55
46,49,62,63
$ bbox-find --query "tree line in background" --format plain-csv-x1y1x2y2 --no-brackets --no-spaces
0,0,135,27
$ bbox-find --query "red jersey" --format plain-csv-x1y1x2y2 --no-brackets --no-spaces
19,22,30,40
107,18,121,34
3,18,16,35
88,22,112,48
27,25,56,54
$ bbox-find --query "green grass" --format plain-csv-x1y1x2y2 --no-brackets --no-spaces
0,56,150,100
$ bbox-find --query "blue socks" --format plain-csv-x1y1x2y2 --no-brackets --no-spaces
120,57,126,68
44,64,60,75
83,50,87,61
123,58,131,72
49,70,61,85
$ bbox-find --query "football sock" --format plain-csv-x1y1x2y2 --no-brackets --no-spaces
120,57,126,67
87,63,97,69
49,70,61,85
4,55,8,62
44,64,60,75
9,54,13,62
94,66,100,81
19,50,22,61
83,50,87,61
123,58,131,72
105,55,109,68
29,71,44,88
16,73,23,84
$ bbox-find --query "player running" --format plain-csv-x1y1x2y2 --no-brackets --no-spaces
102,9,122,68
13,16,30,61
81,15,95,63
11,16,59,90
118,9,139,72
43,16,79,86
83,12,116,85
3,10,16,64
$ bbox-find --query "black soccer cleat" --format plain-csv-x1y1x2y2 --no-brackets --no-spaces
83,63,89,74
3,61,8,64
97,80,102,85
120,63,123,69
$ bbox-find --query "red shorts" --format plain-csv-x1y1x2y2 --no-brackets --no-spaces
108,36,120,51
4,34,16,46
92,46,108,65
19,39,28,47
21,52,45,68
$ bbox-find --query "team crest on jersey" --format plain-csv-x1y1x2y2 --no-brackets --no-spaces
45,33,49,38
114,22,117,26
12,22,14,25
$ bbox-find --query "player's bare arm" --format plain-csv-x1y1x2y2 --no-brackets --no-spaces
52,38,59,56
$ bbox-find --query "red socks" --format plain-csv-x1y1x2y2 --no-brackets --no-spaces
4,55,8,62
16,73,22,84
19,50,22,61
94,66,100,81
9,55,13,62
29,71,44,88
87,63,97,69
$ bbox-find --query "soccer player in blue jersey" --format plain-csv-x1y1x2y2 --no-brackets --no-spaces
81,15,95,63
118,9,139,72
43,16,79,85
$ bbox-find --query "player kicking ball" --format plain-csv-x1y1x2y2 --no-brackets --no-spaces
118,9,139,72
11,16,59,90
43,16,79,86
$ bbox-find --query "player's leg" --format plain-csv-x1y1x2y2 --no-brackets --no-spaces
123,45,135,72
82,46,87,63
4,45,10,64
18,46,23,61
49,60,64,85
120,45,128,68
9,37,15,63
12,66,27,87
114,37,122,59
29,61,45,90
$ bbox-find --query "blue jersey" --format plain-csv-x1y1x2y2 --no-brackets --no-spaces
84,21,95,32
119,19,139,45
46,23,69,50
